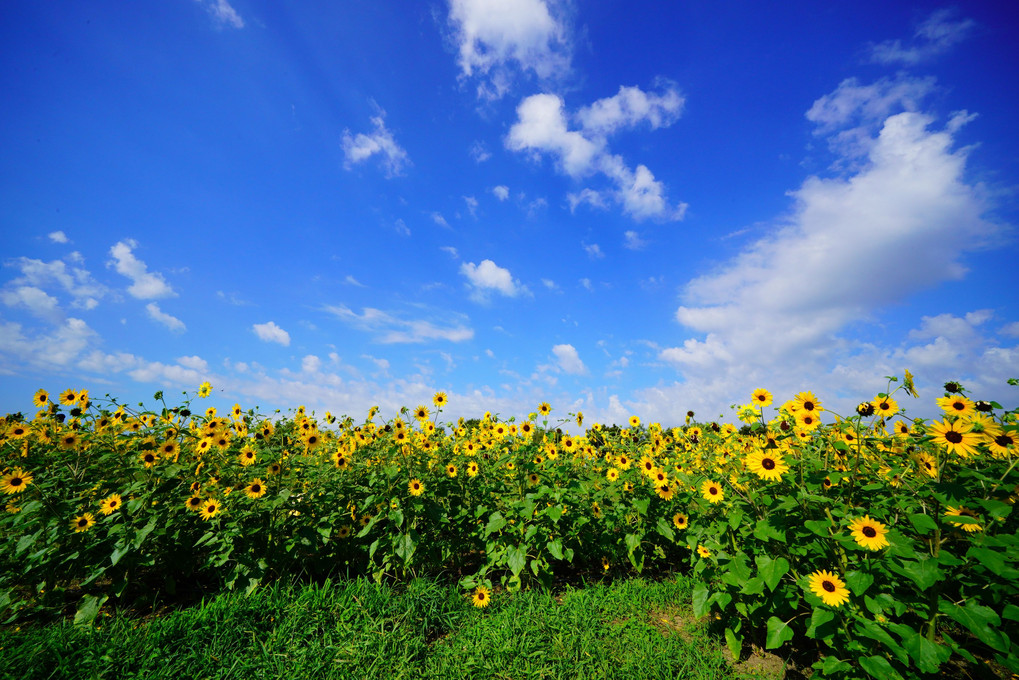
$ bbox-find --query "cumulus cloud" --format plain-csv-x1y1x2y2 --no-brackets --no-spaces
460,259,526,302
0,317,96,372
1,286,61,322
325,304,474,343
48,231,69,244
552,343,587,375
506,85,686,221
623,230,647,250
583,243,604,259
252,321,291,346
108,239,176,299
341,107,410,177
867,9,974,65
146,302,186,333
447,0,571,99
5,255,106,310
649,76,1003,423
492,185,510,200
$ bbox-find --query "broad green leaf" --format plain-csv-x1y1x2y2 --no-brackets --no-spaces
806,607,836,640
967,546,1005,573
757,555,790,592
765,616,794,649
892,623,950,675
817,656,852,674
859,655,904,680
753,521,786,543
73,594,108,627
133,519,157,549
110,544,130,567
845,570,874,596
908,512,938,534
656,517,676,543
692,583,710,618
625,533,642,554
894,557,942,590
546,539,564,561
507,545,527,577
740,577,765,595
388,509,404,528
485,511,507,535
725,627,742,660
940,601,1006,652
855,619,908,665
1002,604,1019,622
804,519,831,536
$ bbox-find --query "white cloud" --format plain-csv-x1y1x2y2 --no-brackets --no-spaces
583,243,604,259
567,188,606,212
470,141,491,162
6,255,106,309
341,107,410,177
177,355,208,372
447,0,571,99
302,354,322,373
325,304,474,343
0,317,96,371
146,302,186,333
1,286,61,322
431,212,451,228
650,77,1002,423
344,275,365,287
552,343,587,375
460,259,526,301
506,87,686,221
575,83,684,136
623,230,647,250
253,321,291,346
440,246,459,259
108,239,176,299
867,9,974,65
394,218,411,236
492,185,510,201
463,196,479,217
196,0,244,29
579,277,592,291
48,231,69,244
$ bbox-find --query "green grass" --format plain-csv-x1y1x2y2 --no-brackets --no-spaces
0,575,777,680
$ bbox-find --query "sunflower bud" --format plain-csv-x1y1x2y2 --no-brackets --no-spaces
856,402,875,417
943,381,961,393
975,400,993,412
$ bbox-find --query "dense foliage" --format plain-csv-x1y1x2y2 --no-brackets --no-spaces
2,375,1017,679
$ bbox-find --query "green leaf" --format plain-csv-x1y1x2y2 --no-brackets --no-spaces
507,545,527,577
753,521,786,543
110,543,130,567
757,555,790,591
485,511,507,536
940,601,1006,652
656,517,676,543
892,624,950,675
388,509,404,528
765,616,794,649
73,594,108,627
692,583,710,618
15,534,34,556
625,533,642,554
394,532,416,564
133,519,157,550
894,557,942,590
804,519,831,536
740,577,765,595
855,619,909,665
817,656,852,675
967,546,1005,573
725,627,742,660
546,539,564,561
1003,604,1019,622
908,512,938,534
846,570,874,596
545,505,563,523
806,607,836,640
859,655,904,680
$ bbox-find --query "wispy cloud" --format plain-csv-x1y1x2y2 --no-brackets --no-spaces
867,9,974,65
325,304,474,343
146,302,186,333
195,0,244,30
341,106,410,177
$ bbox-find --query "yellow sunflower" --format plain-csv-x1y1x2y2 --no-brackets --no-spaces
793,391,823,413
99,493,122,515
538,402,551,416
847,516,889,551
433,391,447,408
199,499,221,520
751,388,773,408
33,389,50,408
472,586,491,608
672,513,689,530
71,513,96,533
936,395,975,419
2,468,33,495
945,506,982,533
807,570,850,607
746,449,789,482
408,478,425,496
871,395,899,418
701,479,724,504
927,418,983,458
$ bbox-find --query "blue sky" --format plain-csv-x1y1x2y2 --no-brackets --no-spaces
2,1,1017,427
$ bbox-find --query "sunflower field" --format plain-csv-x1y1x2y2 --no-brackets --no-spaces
2,375,1018,679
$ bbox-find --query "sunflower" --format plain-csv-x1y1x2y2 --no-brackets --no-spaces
987,430,1016,458
199,499,221,521
927,418,983,458
267,462,282,476
701,479,724,504
408,479,425,497
538,402,551,416
238,445,257,466
432,392,447,408
466,461,479,477
576,411,584,427
140,451,158,468
672,513,689,530
945,506,982,532
807,570,850,607
414,405,429,421
2,468,33,495
697,545,711,558
746,449,789,482
847,516,889,551
656,483,676,501
58,432,80,450
336,525,352,539
185,494,204,512
751,388,773,408
33,389,50,408
71,512,96,533
244,479,266,499
198,381,212,398
99,493,122,515
629,415,641,428
606,467,619,482
871,395,899,418
936,395,975,419
6,423,30,439
472,586,491,608
639,456,657,477
59,388,79,406
446,464,457,478
793,391,823,413
796,410,822,431
528,472,539,485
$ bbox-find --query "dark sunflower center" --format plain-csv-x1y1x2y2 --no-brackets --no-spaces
945,431,963,443
879,402,889,410
953,402,965,411
251,485,261,492
803,401,815,411
863,526,877,538
207,505,215,512
710,486,718,495
762,458,776,470
995,434,1013,446
78,518,87,527
12,478,23,487
823,580,836,592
